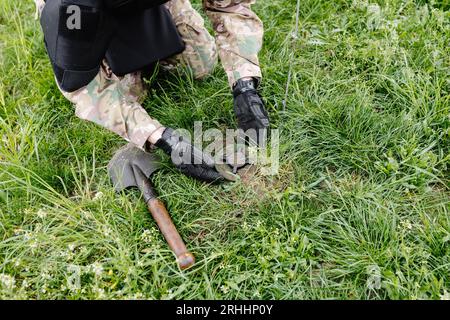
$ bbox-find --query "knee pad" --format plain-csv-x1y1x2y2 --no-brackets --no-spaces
41,0,184,92
40,0,114,92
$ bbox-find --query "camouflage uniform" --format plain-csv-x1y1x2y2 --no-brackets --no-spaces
36,0,264,149
203,0,263,86
166,0,264,86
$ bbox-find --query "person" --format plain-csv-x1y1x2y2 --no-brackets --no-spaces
36,0,269,183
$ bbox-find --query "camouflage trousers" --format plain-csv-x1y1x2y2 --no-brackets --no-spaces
56,0,264,149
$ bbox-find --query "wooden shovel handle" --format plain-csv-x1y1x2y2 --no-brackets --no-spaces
147,198,195,270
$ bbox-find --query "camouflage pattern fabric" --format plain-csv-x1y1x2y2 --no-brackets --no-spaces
163,0,219,79
36,0,264,148
60,61,162,149
164,0,264,86
203,0,263,86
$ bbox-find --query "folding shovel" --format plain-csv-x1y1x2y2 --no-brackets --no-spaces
108,144,195,270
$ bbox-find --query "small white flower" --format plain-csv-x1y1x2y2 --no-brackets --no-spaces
399,219,413,231
101,226,113,237
36,209,48,219
93,192,104,201
91,262,103,277
140,229,153,243
23,232,32,241
220,285,229,294
0,274,16,290
41,271,52,281
93,286,106,299
441,291,450,300
82,211,94,220
133,292,144,300
273,274,281,281
13,228,24,236
29,239,38,249
163,289,175,299
68,244,76,251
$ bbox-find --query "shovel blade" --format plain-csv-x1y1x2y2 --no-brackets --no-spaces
107,143,161,192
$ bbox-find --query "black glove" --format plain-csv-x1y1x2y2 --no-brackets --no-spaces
233,78,269,142
155,128,224,183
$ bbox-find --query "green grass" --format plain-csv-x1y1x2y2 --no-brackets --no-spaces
0,0,449,299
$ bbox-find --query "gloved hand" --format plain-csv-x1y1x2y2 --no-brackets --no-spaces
233,78,269,142
155,128,224,183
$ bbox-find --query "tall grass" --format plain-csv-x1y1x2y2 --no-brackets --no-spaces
0,0,449,299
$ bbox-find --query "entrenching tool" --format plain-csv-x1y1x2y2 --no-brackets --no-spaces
108,144,195,270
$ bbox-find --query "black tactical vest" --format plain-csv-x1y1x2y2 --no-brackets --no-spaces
40,0,185,92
